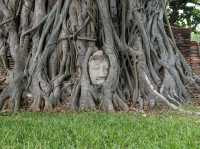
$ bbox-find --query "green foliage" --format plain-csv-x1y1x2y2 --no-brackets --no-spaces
191,32,200,42
0,112,200,148
168,0,200,32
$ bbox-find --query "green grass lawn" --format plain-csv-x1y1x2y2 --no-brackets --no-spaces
0,112,200,149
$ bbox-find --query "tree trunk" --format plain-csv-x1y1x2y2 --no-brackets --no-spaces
0,0,199,112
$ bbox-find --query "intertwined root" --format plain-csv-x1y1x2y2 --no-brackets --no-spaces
0,0,199,112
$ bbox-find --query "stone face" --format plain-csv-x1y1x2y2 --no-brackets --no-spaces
88,50,109,85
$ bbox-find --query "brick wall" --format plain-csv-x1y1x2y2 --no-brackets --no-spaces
171,26,200,75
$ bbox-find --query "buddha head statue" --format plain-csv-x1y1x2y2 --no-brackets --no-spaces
88,50,109,85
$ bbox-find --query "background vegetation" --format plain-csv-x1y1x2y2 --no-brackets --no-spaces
168,0,200,32
191,32,200,42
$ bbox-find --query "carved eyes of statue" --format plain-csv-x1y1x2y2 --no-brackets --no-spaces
90,61,109,75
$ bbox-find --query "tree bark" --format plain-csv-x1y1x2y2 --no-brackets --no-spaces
0,0,199,112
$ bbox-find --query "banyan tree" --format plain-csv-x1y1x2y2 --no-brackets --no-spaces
0,0,199,112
